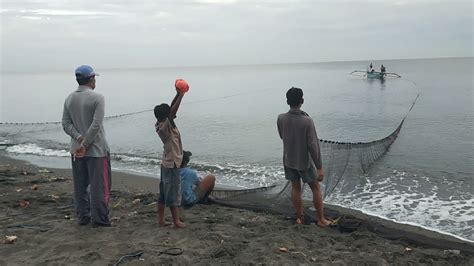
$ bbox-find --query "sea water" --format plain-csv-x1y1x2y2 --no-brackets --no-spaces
1,57,472,241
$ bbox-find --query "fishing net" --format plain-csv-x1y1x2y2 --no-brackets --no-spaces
209,94,419,221
0,94,419,222
0,122,61,139
209,119,403,216
3,94,473,252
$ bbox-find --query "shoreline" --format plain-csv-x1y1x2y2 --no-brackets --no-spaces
2,152,473,245
1,153,473,264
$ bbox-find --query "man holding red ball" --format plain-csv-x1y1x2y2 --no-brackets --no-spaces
153,79,189,228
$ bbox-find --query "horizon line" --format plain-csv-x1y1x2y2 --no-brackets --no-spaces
1,55,472,73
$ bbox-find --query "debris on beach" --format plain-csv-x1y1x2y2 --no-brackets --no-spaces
405,247,413,252
16,188,23,192
19,199,30,208
132,198,141,204
278,247,289,253
4,235,17,244
443,249,460,255
38,169,52,173
113,199,125,208
127,211,138,217
32,184,39,190
48,176,66,182
291,251,311,263
64,215,71,220
113,250,144,265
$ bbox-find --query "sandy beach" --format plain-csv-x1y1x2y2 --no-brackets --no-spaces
1,154,473,265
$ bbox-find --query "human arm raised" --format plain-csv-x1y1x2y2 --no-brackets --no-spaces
169,90,184,121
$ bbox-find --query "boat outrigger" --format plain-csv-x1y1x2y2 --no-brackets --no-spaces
350,70,401,79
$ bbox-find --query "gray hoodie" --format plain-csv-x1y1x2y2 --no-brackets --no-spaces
277,109,322,171
62,85,110,157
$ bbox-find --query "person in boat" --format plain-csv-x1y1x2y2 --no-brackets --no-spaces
368,62,375,73
180,151,216,207
380,64,386,73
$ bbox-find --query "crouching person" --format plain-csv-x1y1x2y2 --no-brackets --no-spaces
180,151,216,207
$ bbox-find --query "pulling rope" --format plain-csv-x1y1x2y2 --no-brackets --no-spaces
385,72,401,78
6,224,52,232
112,247,183,265
0,87,275,125
322,93,419,198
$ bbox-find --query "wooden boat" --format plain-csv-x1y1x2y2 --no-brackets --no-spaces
366,71,385,79
350,70,401,79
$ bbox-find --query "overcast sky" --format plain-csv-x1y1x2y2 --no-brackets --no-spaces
0,0,472,71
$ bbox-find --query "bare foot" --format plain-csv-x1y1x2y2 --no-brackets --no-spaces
316,218,332,227
159,221,172,227
173,221,186,229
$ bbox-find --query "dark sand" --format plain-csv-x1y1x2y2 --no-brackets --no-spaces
1,154,473,265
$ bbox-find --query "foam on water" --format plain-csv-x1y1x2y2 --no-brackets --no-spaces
113,154,161,164
4,142,283,188
0,140,10,150
6,143,70,157
111,153,284,187
327,169,474,241
328,201,474,243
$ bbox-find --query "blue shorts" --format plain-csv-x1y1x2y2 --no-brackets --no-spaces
158,166,181,207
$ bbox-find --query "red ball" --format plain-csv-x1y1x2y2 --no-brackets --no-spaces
175,79,189,93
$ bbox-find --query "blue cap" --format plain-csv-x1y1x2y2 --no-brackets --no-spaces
75,65,99,79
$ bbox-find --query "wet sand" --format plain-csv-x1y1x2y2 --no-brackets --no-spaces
1,155,473,265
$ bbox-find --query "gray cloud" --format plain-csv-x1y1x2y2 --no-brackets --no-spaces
1,0,472,71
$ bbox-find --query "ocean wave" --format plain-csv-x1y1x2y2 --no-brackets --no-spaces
327,169,474,241
112,154,161,164
6,143,70,157
4,143,282,188
112,155,284,188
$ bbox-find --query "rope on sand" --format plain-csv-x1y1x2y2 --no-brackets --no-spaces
113,250,144,266
112,248,183,265
6,224,52,232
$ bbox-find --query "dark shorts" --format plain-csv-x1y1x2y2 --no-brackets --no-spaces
284,165,317,184
158,165,181,207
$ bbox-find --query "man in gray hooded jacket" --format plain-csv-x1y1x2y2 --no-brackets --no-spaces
62,65,111,227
